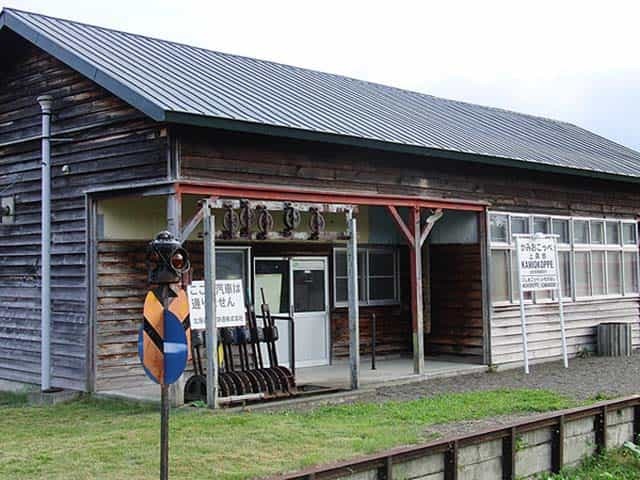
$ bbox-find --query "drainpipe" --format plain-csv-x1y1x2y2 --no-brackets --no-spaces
38,95,53,392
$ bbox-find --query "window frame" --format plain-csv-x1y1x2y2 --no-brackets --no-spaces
333,246,400,307
489,212,639,306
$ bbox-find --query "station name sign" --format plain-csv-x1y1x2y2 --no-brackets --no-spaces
516,236,558,291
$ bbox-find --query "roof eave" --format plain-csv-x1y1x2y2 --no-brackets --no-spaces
164,111,640,186
0,9,167,122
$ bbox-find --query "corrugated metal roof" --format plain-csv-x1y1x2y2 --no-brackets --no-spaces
3,7,640,182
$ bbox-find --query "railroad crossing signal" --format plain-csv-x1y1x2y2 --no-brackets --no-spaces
139,288,190,385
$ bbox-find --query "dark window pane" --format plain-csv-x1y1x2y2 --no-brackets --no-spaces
592,251,605,295
606,251,621,295
216,251,245,281
623,223,637,245
552,219,569,244
575,252,590,297
490,214,508,242
591,221,604,244
369,277,395,301
335,251,347,277
606,221,620,245
574,220,589,244
335,278,347,303
624,252,639,293
511,217,529,235
293,269,325,312
369,251,394,276
533,217,549,234
335,274,365,302
558,251,571,297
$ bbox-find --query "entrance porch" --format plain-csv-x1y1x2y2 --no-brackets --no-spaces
91,181,489,405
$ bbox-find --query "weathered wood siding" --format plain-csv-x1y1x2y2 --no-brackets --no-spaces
491,297,640,367
96,239,412,391
177,127,640,367
177,128,640,218
331,305,411,358
0,36,168,390
427,243,483,359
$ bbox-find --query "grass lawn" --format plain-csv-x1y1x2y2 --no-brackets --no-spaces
540,449,640,479
0,388,575,480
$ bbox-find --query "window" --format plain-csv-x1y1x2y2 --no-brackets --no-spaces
623,223,637,245
574,251,590,297
334,250,365,304
574,220,589,244
490,214,508,243
606,221,620,245
334,247,399,306
489,213,640,304
623,252,639,293
591,221,604,244
553,219,570,244
534,217,549,234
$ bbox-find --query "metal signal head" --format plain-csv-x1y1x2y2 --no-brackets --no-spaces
146,231,191,284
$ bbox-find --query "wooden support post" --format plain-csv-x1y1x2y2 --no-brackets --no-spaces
444,441,458,480
551,415,565,473
167,192,185,407
634,405,640,443
377,457,392,480
595,405,607,454
502,427,516,480
347,211,360,390
386,205,425,375
409,207,425,375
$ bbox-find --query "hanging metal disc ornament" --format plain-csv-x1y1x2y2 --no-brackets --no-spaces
239,200,254,237
222,203,239,239
282,203,301,237
256,205,274,240
308,207,326,240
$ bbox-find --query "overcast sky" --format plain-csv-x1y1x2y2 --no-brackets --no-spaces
4,0,640,151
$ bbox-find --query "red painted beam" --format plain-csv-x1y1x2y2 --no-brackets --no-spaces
175,181,487,212
386,205,415,247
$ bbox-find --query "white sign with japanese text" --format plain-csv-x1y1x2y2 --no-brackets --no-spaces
516,236,558,291
187,279,246,330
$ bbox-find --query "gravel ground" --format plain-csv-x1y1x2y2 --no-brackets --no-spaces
376,354,640,402
375,354,640,438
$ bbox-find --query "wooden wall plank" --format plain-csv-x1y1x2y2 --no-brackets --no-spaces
0,39,168,390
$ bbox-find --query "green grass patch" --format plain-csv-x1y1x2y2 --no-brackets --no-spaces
0,388,574,480
0,391,28,407
539,448,640,479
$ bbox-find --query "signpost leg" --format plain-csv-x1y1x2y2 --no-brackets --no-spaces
203,200,218,409
160,383,169,480
515,237,530,374
554,242,569,368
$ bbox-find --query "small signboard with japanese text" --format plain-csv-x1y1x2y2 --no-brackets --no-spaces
514,233,568,374
187,279,246,330
516,236,558,291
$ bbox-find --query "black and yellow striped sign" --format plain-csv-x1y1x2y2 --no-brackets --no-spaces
139,288,191,385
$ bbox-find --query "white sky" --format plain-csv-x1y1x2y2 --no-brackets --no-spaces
3,0,640,150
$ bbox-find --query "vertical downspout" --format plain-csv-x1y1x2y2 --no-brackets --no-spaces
38,95,53,392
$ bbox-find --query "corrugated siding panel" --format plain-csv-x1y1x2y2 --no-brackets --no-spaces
0,43,168,390
490,297,640,367
4,8,640,180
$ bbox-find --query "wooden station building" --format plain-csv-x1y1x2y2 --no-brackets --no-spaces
2,9,640,399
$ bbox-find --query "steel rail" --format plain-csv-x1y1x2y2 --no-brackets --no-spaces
264,394,640,480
